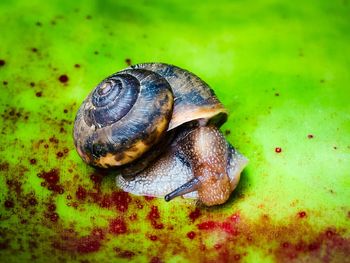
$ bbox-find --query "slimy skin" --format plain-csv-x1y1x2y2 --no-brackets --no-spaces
116,125,248,206
178,126,237,206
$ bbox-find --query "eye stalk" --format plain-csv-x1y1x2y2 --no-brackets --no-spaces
164,177,201,202
163,125,246,206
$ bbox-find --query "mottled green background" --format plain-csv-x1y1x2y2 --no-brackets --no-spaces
0,0,349,262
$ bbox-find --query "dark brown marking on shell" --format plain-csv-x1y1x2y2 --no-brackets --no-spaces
143,128,159,146
118,130,175,177
114,153,125,162
129,63,227,129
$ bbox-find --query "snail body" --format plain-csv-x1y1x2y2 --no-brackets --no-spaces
73,63,247,206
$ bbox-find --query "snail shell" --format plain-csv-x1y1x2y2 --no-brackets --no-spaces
73,63,247,206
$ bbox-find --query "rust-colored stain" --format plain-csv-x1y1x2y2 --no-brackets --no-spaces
1,156,349,261
1,0,349,262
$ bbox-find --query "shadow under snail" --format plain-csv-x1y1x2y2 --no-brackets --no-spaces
73,63,248,206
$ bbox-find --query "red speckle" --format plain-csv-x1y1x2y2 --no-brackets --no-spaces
189,208,201,222
63,109,68,113
38,169,64,194
28,197,37,206
74,64,80,68
31,47,38,52
187,231,196,239
308,134,314,139
118,250,135,259
48,204,56,211
67,195,72,200
220,221,238,235
39,169,58,184
44,144,49,149
49,137,59,144
21,219,28,224
308,242,320,251
0,162,9,171
144,195,155,201
56,151,63,158
326,230,334,238
282,242,290,248
125,58,132,66
76,237,100,253
214,243,222,250
109,218,127,235
91,228,104,240
76,186,87,200
298,211,307,218
4,200,14,208
0,60,5,66
52,228,104,254
112,191,132,212
136,200,144,209
148,206,164,229
150,257,162,263
129,213,137,221
234,254,241,261
59,74,69,83
6,179,22,195
197,221,216,230
275,147,282,153
149,235,158,241
90,173,103,185
229,213,240,223
30,82,35,87
50,213,59,222
29,158,37,165
35,91,42,97
100,195,112,208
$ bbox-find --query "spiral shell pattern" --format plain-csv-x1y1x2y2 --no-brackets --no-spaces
73,69,174,168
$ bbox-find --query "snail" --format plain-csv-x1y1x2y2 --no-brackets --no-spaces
73,63,248,206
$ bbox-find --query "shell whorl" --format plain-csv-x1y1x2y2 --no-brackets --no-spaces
73,69,174,168
85,74,140,128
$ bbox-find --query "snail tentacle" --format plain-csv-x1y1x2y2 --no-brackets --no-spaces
164,177,201,202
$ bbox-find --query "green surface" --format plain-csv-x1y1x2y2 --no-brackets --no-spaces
1,0,350,262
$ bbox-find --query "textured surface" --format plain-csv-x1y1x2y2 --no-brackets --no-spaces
0,0,350,262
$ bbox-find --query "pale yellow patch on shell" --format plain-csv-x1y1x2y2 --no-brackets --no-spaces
168,105,227,130
97,153,122,168
96,140,149,168
96,116,170,168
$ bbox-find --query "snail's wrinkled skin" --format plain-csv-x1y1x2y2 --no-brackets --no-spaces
73,63,248,206
116,125,247,206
